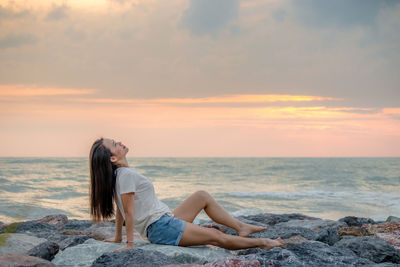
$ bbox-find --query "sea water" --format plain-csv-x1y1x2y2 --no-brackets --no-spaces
0,157,399,224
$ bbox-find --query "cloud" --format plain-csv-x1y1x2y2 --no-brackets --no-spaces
0,33,36,49
0,4,30,21
180,0,239,36
289,0,399,28
46,4,69,21
71,94,337,106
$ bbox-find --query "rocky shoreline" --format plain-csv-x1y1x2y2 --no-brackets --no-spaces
0,213,399,266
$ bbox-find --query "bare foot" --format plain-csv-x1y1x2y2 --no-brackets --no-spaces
260,237,283,251
238,223,267,237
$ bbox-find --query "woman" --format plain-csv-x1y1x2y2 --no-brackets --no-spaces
89,137,283,252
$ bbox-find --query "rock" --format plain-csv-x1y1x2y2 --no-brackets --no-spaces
0,233,47,255
338,216,376,227
334,236,400,263
52,239,125,266
0,221,58,239
240,213,319,226
287,241,375,266
0,253,56,267
376,232,400,251
62,219,94,230
61,229,107,240
27,241,59,261
338,222,400,237
315,228,340,246
92,248,179,267
237,242,374,266
52,238,232,267
275,219,345,231
238,247,305,267
248,225,317,240
164,257,261,267
386,216,400,223
282,235,309,248
338,226,366,236
34,214,68,229
57,235,91,250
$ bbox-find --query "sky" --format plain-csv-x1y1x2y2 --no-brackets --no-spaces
0,0,399,157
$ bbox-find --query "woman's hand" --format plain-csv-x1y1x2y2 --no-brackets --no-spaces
112,243,134,252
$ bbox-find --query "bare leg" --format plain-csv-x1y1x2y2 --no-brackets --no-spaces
178,222,282,250
172,190,266,237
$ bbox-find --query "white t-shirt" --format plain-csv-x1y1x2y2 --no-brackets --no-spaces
114,167,171,237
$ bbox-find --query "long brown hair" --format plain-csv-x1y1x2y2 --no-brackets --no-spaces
89,138,117,222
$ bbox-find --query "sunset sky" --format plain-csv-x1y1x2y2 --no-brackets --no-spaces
0,0,399,157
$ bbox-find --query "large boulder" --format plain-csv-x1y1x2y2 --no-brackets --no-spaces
275,219,345,231
0,253,56,267
33,214,68,229
91,248,178,267
386,216,400,223
61,229,107,241
238,241,374,266
376,232,400,251
239,213,319,226
334,236,400,263
61,219,95,230
27,241,59,261
0,233,47,255
164,257,261,267
315,228,340,246
338,216,376,227
247,225,317,240
52,238,232,267
1,221,58,239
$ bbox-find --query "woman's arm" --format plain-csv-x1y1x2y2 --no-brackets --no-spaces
114,203,123,242
114,192,135,251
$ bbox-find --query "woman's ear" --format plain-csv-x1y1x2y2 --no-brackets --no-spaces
110,156,117,163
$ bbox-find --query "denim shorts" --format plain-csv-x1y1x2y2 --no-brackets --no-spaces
146,213,187,246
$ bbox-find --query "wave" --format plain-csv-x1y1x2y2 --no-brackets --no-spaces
228,190,400,205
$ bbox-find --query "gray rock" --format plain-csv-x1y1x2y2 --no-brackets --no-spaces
238,241,374,266
240,213,319,226
288,241,375,266
0,221,58,240
315,228,340,246
61,220,116,235
386,216,400,223
248,225,317,240
56,235,91,250
34,214,69,229
238,247,305,267
0,253,56,267
275,219,346,231
61,219,94,230
91,248,178,267
334,236,400,263
52,239,125,266
27,241,59,261
52,238,232,267
0,233,48,255
338,216,376,227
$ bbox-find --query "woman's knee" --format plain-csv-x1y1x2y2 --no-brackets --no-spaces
194,190,211,200
208,228,225,246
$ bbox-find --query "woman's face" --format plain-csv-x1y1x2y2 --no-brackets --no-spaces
102,138,129,161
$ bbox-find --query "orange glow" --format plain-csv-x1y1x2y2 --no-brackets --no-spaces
0,85,94,97
0,86,399,157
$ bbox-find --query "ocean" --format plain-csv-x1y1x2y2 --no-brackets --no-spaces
0,157,399,224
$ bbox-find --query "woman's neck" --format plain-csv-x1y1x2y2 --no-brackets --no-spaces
116,158,129,168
